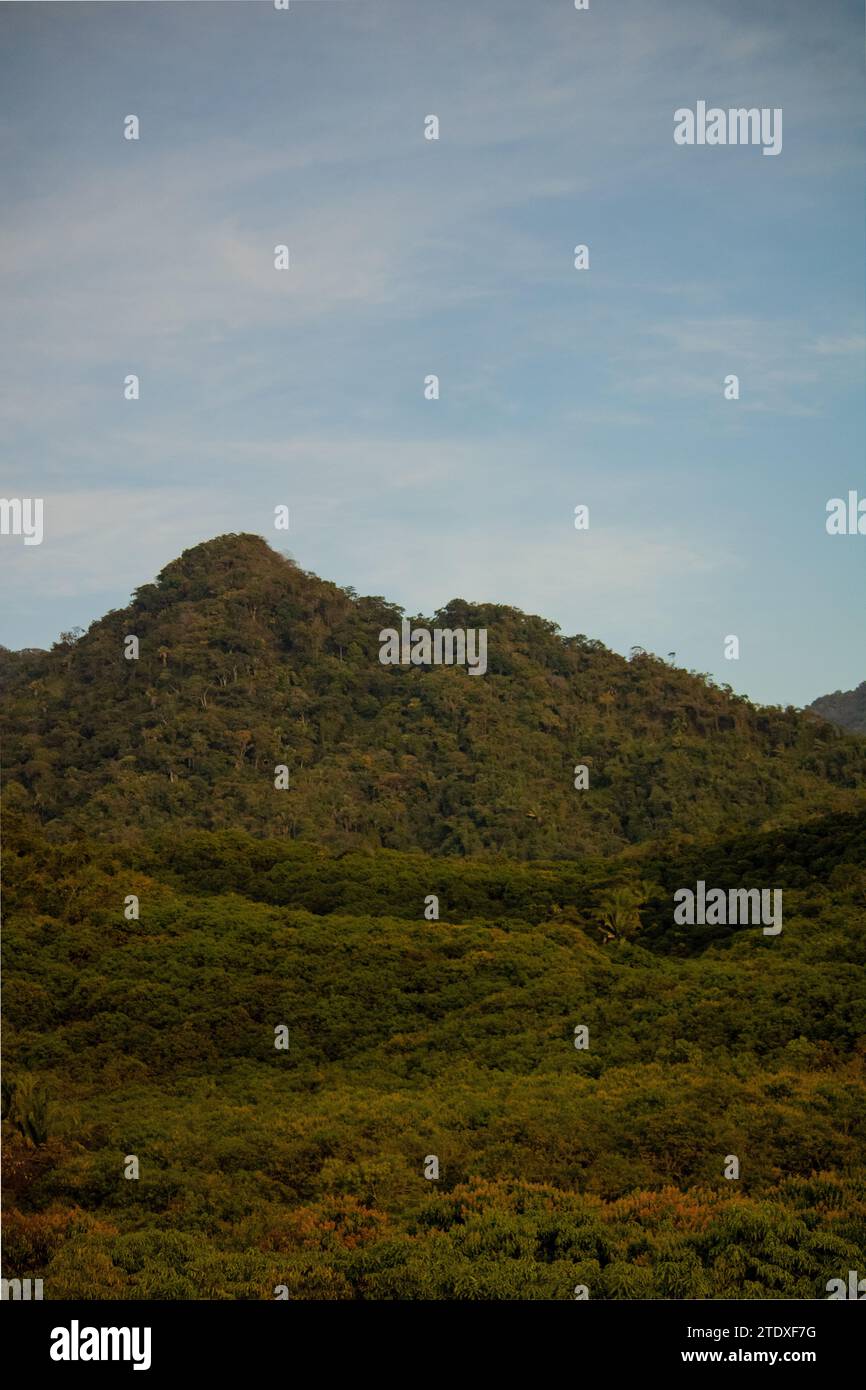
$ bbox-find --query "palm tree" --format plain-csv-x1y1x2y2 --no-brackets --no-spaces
596,880,656,944
2,1074,50,1146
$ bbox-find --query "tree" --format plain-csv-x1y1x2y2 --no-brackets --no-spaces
3,1074,51,1146
596,880,655,944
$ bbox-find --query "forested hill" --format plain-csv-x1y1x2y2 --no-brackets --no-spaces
2,533,865,856
808,683,866,736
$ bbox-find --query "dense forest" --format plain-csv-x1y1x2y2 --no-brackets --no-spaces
3,536,865,1299
1,535,865,857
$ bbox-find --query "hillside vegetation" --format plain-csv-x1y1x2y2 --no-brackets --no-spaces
809,683,866,737
3,535,865,1300
2,534,864,856
3,809,865,1299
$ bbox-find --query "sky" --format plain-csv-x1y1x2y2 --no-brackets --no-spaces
0,0,863,707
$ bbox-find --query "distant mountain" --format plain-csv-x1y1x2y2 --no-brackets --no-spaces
808,682,866,736
2,533,865,856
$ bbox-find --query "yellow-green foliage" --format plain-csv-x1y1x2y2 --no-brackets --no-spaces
2,534,865,856
3,812,864,1299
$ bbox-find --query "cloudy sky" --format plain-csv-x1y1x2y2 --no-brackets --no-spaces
1,0,863,706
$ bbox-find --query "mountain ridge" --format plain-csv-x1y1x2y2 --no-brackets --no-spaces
2,533,864,856
808,682,866,736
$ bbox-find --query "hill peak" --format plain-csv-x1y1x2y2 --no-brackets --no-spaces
2,535,865,856
143,532,297,595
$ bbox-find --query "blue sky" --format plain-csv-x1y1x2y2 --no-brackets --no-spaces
1,0,863,706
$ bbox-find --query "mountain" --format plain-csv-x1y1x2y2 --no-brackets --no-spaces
808,682,866,736
2,533,865,856
4,532,866,1302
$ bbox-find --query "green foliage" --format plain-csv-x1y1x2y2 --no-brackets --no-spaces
809,683,866,736
596,880,656,943
3,812,865,1299
3,1074,51,1147
1,534,864,856
2,536,864,1299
